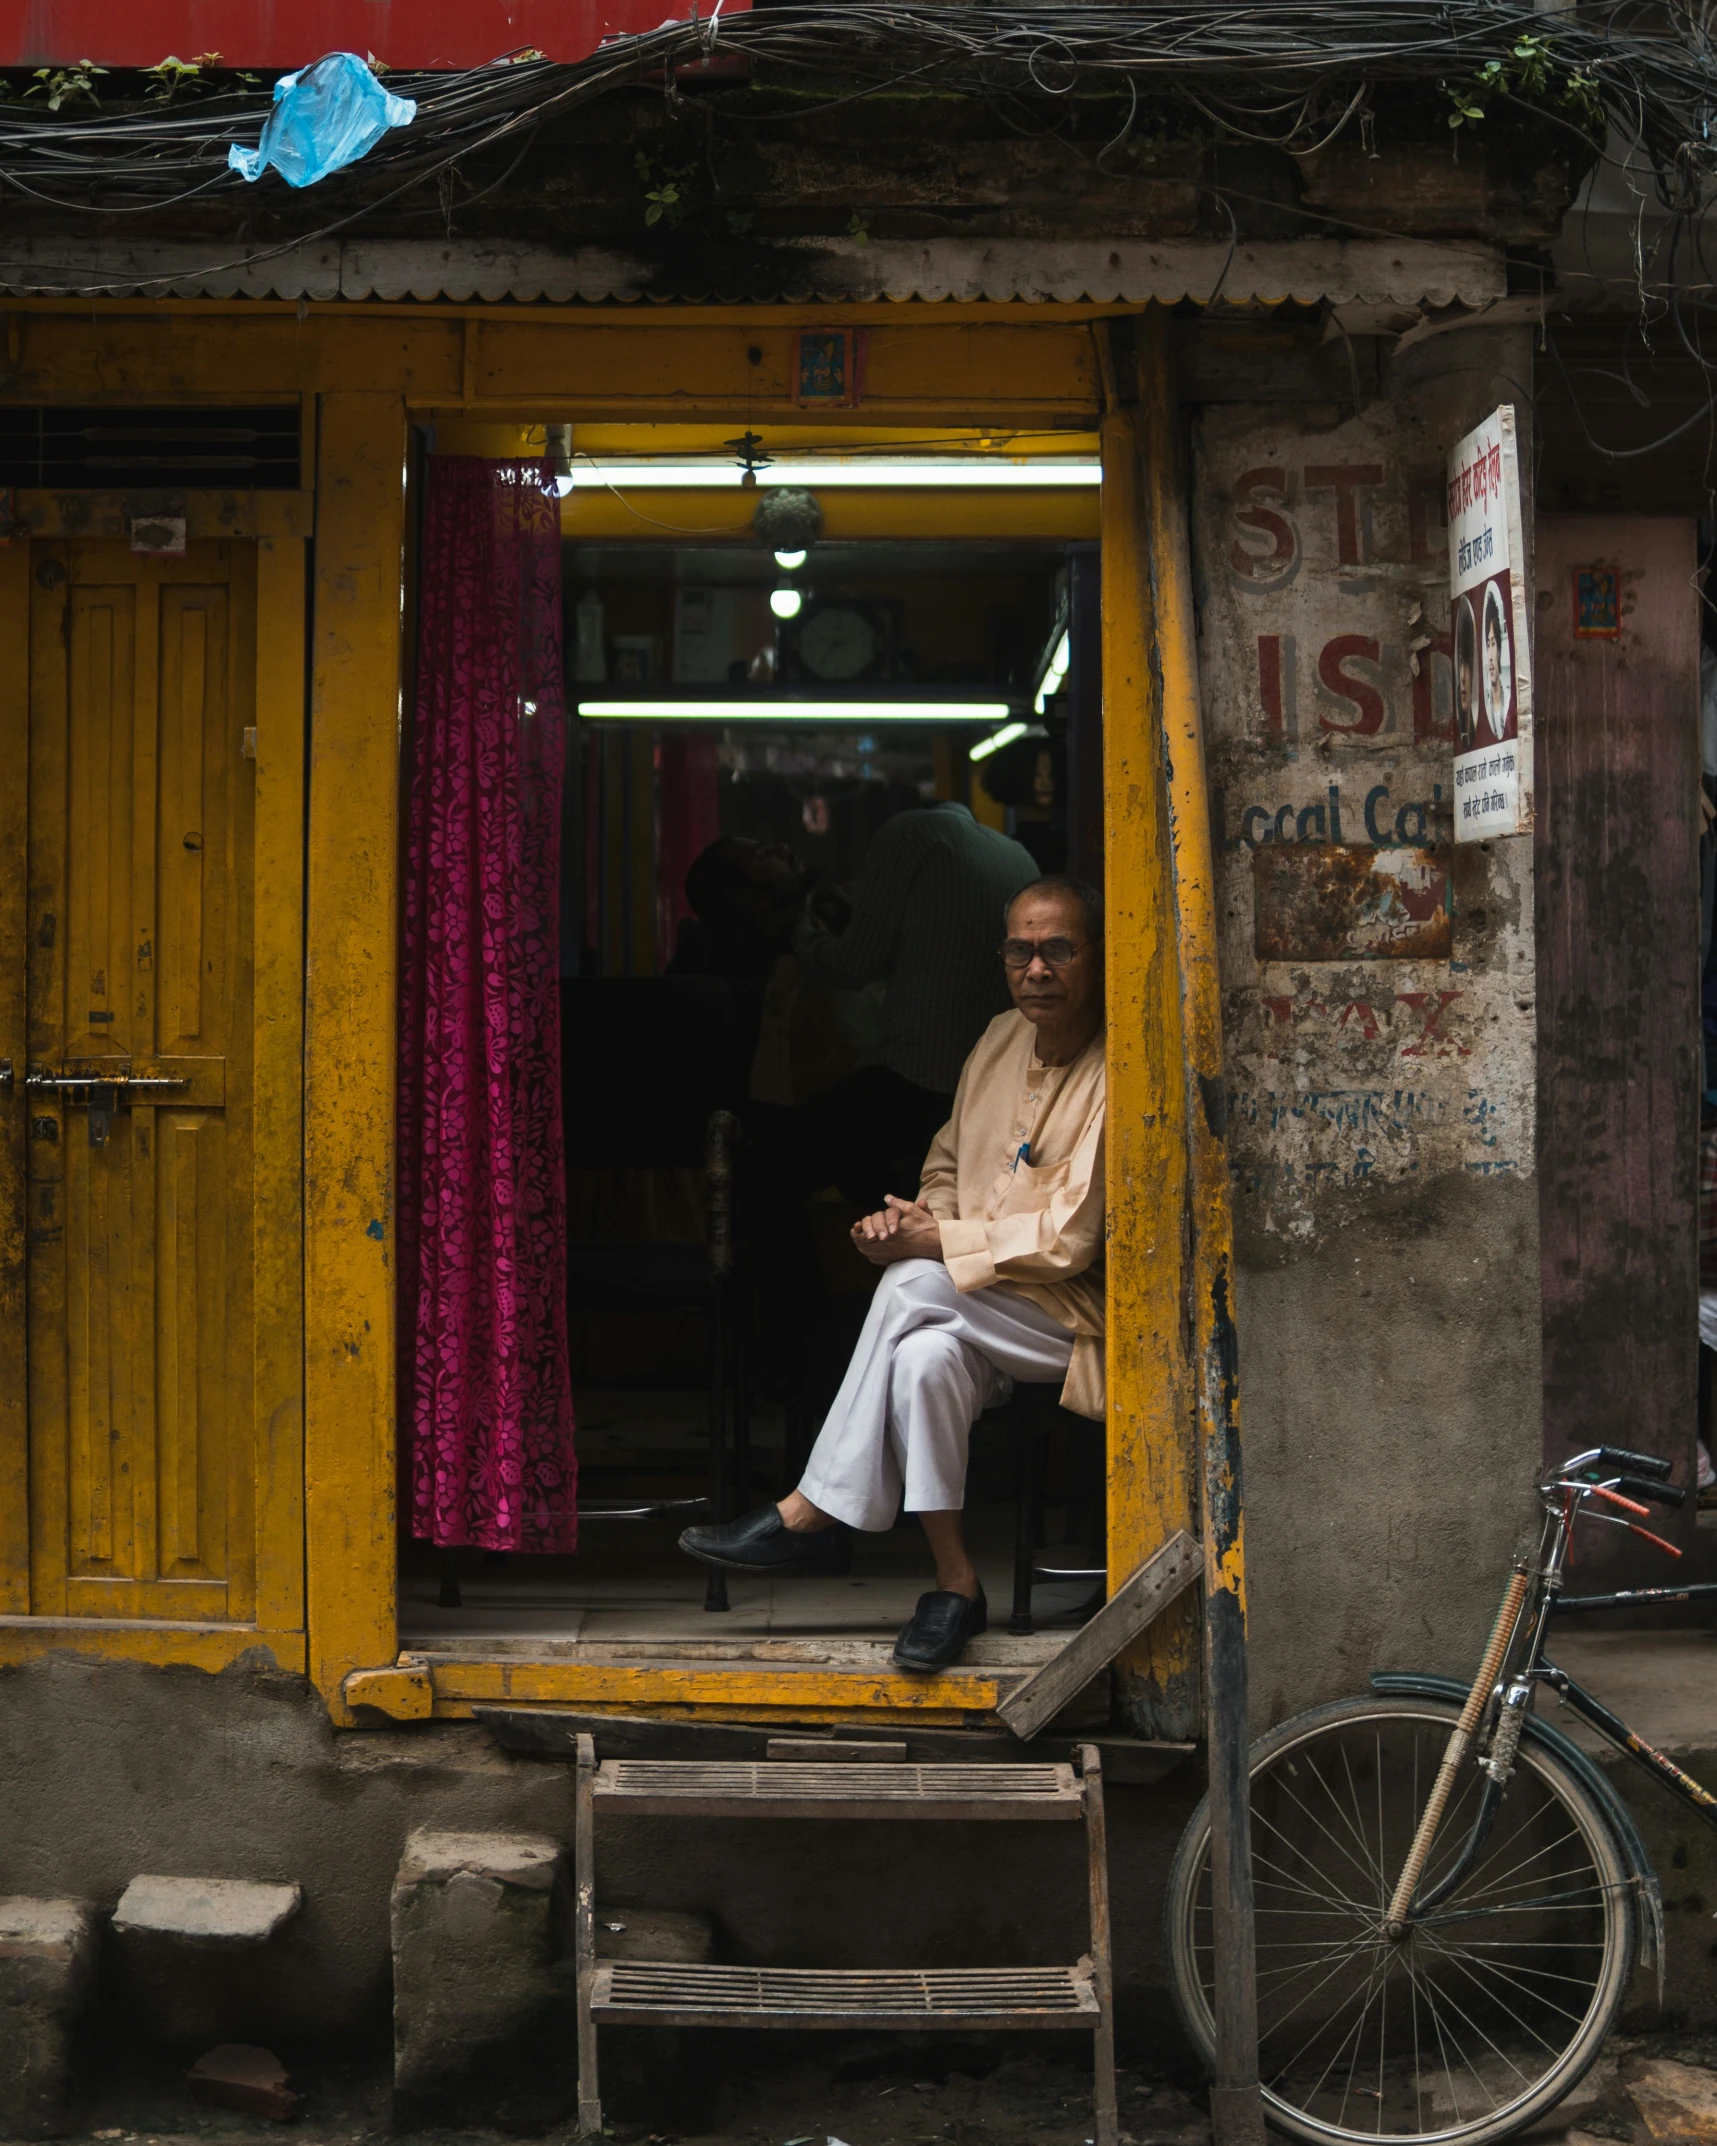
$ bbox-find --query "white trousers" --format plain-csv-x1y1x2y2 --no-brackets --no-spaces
798,1259,1074,1532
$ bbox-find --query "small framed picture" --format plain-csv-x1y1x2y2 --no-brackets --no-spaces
1573,566,1621,639
610,633,657,684
793,328,868,408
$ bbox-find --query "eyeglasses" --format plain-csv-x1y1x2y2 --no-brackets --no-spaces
1000,937,1088,970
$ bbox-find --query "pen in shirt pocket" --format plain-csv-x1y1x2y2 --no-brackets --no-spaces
1012,1140,1030,1173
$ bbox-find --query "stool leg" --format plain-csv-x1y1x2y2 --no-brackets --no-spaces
574,1734,603,2140
705,1281,729,1613
1011,1463,1036,1635
1011,1427,1049,1636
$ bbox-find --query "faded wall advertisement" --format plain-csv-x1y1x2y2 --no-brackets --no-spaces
1194,352,1537,1245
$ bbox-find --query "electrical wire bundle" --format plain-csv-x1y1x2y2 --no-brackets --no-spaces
0,1,1714,287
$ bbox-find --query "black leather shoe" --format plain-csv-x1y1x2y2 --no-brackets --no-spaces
893,1585,987,1672
679,1505,852,1577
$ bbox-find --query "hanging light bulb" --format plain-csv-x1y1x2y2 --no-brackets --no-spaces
773,549,808,571
544,422,575,498
769,586,804,620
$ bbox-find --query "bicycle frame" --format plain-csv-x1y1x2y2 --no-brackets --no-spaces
1535,1584,1717,1825
1395,1461,1717,1929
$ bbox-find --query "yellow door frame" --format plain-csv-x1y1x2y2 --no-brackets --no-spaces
307,307,1203,1728
0,300,1210,1726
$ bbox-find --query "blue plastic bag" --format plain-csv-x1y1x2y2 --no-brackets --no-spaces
228,52,416,189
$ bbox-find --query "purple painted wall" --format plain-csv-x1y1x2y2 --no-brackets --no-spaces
1535,516,1701,1524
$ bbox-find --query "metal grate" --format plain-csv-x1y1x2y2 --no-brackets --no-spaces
600,1760,1075,1799
0,406,301,490
593,1960,1098,2025
594,1760,1084,1818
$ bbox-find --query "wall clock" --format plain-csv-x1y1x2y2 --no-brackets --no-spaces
784,600,895,684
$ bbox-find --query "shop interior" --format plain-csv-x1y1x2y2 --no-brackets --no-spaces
399,425,1105,1658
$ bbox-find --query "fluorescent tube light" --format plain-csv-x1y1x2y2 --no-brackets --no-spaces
575,458,1100,490
968,721,1031,762
1034,628,1072,714
578,700,1013,722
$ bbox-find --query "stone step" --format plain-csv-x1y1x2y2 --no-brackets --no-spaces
112,1877,301,1949
0,1897,98,2140
390,1828,576,2133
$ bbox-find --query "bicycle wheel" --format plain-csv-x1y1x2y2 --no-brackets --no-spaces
1164,1695,1635,2146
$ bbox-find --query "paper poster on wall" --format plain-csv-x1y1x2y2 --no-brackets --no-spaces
1448,405,1533,841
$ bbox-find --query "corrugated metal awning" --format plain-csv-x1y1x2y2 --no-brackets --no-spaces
0,234,1505,308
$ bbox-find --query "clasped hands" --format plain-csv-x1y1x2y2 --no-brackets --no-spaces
851,1193,943,1266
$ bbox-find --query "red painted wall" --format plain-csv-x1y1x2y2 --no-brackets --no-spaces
5,0,738,70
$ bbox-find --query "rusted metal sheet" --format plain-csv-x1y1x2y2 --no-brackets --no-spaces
0,235,1505,310
1252,843,1451,962
1535,516,1699,1513
2,0,731,69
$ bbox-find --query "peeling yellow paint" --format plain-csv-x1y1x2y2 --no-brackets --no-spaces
1138,308,1250,1645
1100,399,1200,1738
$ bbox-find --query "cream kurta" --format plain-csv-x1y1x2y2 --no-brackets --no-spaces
920,1008,1106,1419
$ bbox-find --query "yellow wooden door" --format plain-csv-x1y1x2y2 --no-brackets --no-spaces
0,536,305,1655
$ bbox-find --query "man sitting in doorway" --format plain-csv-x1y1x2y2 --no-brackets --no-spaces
679,876,1106,1673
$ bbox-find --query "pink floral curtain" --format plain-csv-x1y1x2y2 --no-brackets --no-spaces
399,457,577,1552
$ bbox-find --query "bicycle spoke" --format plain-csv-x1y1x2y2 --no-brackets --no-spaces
1373,1885,1390,2139
1453,1796,1573,1900
1406,1941,1482,2122
1268,1944,1394,2099
1327,1738,1386,1898
1423,1887,1607,1930
1257,1936,1387,2055
1424,1942,1604,1990
1450,1826,1588,1909
1420,1930,1591,2038
1317,1956,1391,2126
1263,1768,1392,1903
1404,1946,1540,2082
1249,1843,1377,1919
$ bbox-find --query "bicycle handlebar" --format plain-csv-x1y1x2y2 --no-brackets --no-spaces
1568,1444,1675,1482
1616,1473,1687,1509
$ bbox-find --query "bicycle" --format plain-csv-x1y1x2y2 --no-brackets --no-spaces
1164,1442,1717,2146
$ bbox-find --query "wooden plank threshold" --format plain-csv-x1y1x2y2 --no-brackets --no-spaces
403,1633,1065,1667
403,1652,1029,1722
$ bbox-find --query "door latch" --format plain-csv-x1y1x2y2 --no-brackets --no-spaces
24,1069,188,1148
87,1083,117,1148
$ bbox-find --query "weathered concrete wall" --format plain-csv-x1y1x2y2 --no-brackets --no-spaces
1191,325,1543,1727
0,1653,1198,2056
